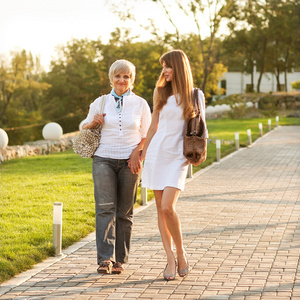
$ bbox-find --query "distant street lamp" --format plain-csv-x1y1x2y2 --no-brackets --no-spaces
0,129,9,149
79,120,86,131
42,122,63,140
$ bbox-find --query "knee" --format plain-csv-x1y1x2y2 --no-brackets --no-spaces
95,202,115,215
162,205,175,218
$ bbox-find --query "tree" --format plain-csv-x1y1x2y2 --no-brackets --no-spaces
42,33,165,134
225,0,300,93
175,0,235,93
42,38,107,133
265,0,300,91
0,51,49,130
107,0,233,97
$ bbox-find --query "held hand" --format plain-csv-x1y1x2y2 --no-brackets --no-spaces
129,148,142,174
128,159,142,174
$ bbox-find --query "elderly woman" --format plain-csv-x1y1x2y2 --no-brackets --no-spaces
82,59,151,274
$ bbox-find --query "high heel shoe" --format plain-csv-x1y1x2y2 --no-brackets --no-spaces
163,258,176,281
177,252,189,277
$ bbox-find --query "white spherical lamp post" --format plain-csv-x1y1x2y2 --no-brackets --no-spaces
42,122,63,140
79,120,86,131
0,129,9,149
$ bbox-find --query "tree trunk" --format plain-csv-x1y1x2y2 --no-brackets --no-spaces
284,48,290,92
275,71,281,92
257,38,267,93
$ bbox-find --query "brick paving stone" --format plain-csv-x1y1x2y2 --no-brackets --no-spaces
1,126,299,300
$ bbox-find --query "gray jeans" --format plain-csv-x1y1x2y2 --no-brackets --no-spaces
92,156,141,264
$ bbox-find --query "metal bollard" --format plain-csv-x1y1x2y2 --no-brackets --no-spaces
235,132,239,151
259,123,263,137
276,116,279,127
141,186,148,206
216,139,221,162
187,163,193,178
247,129,252,145
53,202,63,256
268,119,271,131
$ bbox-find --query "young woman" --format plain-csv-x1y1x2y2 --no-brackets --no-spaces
140,50,208,280
82,59,151,274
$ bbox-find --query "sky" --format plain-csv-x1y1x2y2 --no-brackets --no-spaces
0,0,201,70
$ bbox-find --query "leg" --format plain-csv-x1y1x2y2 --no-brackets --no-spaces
93,157,117,264
154,190,174,259
115,159,141,263
154,189,176,279
160,187,188,274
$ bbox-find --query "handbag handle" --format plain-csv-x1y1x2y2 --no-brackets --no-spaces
193,88,200,115
98,95,106,114
95,95,106,130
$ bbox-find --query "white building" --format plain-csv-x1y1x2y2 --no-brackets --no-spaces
219,67,300,96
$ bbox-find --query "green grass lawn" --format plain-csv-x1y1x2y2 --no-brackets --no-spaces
0,116,299,283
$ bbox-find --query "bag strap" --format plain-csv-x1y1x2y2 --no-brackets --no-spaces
193,88,200,114
95,95,106,130
98,95,106,114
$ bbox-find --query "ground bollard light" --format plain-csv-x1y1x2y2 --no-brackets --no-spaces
247,129,252,145
187,163,193,178
268,119,272,131
276,116,279,127
53,202,63,256
216,139,221,162
259,123,263,137
235,132,239,150
141,186,148,206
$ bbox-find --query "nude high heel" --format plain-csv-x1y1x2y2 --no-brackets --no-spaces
177,252,190,277
163,258,176,281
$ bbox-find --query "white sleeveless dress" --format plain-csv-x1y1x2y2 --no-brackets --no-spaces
142,95,189,191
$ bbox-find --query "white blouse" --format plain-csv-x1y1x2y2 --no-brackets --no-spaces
84,93,151,159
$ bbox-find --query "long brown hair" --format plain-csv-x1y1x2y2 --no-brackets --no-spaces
154,50,194,120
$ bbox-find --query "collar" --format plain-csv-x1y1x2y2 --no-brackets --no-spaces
111,88,131,100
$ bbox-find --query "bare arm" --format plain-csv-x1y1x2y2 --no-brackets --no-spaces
140,88,160,162
140,110,159,162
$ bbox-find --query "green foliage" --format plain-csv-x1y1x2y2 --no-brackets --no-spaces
1,0,300,145
258,95,278,117
205,63,227,99
291,80,300,90
0,51,51,144
223,0,299,92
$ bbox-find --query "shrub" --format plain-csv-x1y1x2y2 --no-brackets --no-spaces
291,80,300,90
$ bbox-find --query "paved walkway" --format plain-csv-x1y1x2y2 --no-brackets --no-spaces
1,126,300,300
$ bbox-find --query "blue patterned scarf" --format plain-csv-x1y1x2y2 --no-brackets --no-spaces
111,88,131,113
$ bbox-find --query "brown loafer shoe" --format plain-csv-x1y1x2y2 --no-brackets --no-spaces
97,260,112,274
112,262,124,274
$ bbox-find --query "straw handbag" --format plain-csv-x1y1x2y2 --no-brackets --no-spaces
73,95,105,158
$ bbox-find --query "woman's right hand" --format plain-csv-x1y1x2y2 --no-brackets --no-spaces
92,113,106,126
83,113,106,129
82,113,106,130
